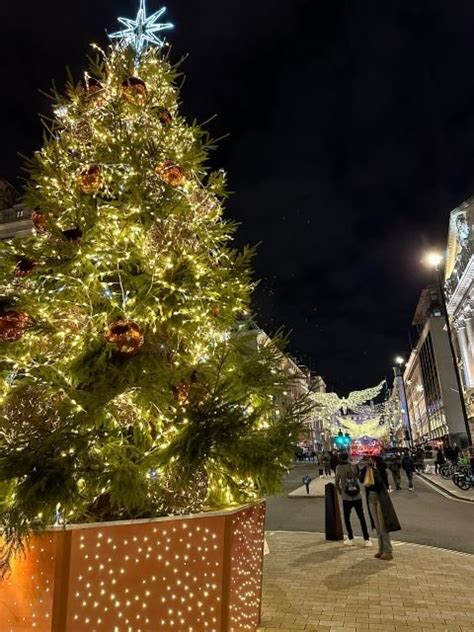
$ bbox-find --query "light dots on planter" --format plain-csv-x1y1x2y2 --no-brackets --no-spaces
1,504,265,632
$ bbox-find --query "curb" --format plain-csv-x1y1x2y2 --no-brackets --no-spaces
417,472,474,503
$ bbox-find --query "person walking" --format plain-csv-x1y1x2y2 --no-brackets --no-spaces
360,456,401,561
434,448,445,474
389,453,402,490
323,451,332,477
402,450,415,490
335,453,372,547
330,451,340,474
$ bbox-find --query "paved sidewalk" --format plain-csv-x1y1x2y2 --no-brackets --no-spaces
418,472,474,502
258,531,474,632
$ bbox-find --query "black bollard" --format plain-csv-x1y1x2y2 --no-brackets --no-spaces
325,482,343,541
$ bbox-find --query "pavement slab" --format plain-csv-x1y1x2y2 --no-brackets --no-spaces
257,531,474,632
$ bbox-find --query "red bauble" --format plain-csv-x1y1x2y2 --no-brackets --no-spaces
153,106,173,127
31,209,47,233
122,77,148,106
14,258,38,277
105,319,144,356
0,311,29,342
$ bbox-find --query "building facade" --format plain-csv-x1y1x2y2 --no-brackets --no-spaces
444,198,473,438
404,287,468,447
0,179,32,241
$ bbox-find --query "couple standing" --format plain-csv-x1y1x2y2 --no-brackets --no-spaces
335,453,401,561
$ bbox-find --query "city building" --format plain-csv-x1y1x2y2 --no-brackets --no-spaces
444,198,473,437
404,286,468,447
0,179,32,241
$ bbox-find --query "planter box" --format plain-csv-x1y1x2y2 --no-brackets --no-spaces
1,502,266,632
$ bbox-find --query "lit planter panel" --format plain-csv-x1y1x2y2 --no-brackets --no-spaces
0,502,265,632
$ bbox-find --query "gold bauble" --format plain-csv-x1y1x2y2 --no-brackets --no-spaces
155,160,185,187
121,77,148,106
77,165,104,194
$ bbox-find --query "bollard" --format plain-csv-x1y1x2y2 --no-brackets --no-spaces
324,482,343,541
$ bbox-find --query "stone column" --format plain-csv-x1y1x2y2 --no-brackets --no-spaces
455,320,473,388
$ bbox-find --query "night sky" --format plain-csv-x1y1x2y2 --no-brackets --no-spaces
2,1,474,393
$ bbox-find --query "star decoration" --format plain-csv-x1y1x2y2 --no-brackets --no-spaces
109,1,173,55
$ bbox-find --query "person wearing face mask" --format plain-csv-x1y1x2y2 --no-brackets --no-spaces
359,455,401,561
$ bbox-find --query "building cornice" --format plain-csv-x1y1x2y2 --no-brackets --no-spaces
446,254,473,316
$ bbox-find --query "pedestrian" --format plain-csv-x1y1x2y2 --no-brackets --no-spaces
434,448,445,474
389,453,402,490
360,456,401,561
402,450,415,490
323,451,332,477
330,451,340,474
414,448,425,473
335,452,372,547
302,474,311,494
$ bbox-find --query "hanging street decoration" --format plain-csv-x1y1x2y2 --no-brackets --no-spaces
108,1,174,54
312,380,385,417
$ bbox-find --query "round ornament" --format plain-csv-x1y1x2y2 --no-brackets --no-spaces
0,311,29,342
122,77,148,106
153,106,173,128
155,160,185,187
78,165,104,194
31,209,47,233
105,319,144,356
84,77,105,107
72,120,93,143
14,258,38,277
62,227,83,244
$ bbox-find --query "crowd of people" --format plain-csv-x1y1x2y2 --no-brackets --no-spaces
297,442,472,561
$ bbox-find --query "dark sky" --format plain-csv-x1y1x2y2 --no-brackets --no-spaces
2,1,474,393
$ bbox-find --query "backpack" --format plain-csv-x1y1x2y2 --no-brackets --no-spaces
344,466,360,497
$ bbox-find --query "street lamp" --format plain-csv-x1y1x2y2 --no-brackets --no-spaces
394,356,414,449
425,251,472,447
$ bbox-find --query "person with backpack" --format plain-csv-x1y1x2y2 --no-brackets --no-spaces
335,452,372,547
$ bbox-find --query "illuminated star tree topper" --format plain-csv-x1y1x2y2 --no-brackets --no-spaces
109,0,174,54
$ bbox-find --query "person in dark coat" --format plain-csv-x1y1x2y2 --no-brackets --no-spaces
401,450,415,490
359,456,401,560
330,451,340,474
388,454,402,490
434,448,445,474
323,451,332,477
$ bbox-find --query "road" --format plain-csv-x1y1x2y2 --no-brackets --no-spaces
265,463,474,554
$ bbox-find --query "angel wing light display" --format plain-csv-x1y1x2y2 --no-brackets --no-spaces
311,381,385,416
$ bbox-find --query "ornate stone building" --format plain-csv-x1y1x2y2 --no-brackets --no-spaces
444,199,474,435
0,179,32,241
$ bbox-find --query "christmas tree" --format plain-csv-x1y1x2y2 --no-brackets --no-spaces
0,3,310,573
